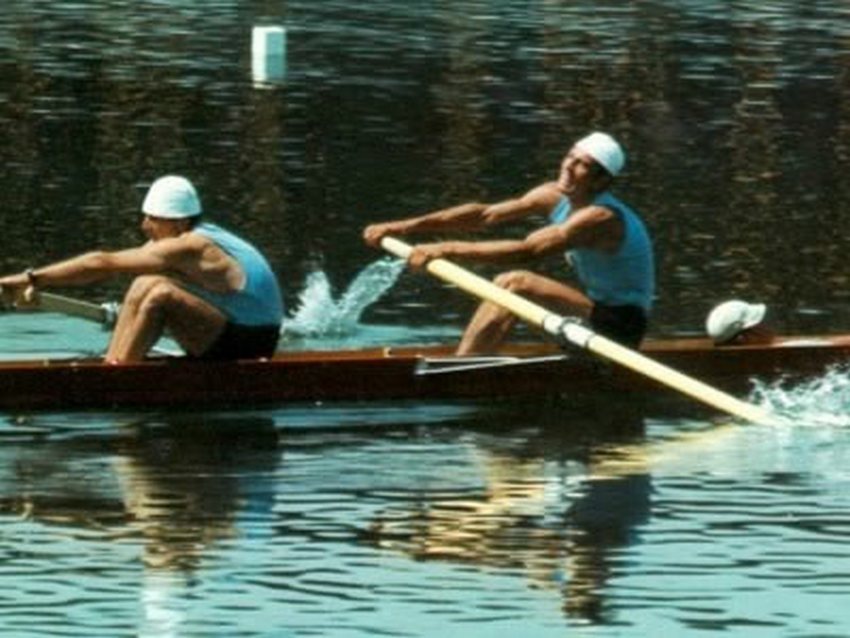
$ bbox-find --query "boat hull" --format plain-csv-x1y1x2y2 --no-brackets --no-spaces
1,336,848,411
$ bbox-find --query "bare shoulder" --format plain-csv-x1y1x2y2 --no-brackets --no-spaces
561,204,624,251
520,181,563,209
146,232,212,261
568,203,619,226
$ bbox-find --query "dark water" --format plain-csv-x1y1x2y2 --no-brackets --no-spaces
1,1,850,636
3,0,850,333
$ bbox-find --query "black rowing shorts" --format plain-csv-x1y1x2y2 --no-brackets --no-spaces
589,303,648,348
198,322,281,360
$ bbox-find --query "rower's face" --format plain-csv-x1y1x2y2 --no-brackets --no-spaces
557,147,604,195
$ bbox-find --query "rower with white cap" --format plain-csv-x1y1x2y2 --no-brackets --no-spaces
364,131,654,354
706,300,773,345
0,175,283,363
706,300,850,347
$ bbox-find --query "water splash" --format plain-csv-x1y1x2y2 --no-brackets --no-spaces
282,257,405,338
752,365,850,427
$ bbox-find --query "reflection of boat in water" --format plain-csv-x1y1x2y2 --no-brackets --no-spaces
0,335,848,411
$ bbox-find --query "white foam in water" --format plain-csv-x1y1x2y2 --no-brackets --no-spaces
282,257,406,338
751,365,850,427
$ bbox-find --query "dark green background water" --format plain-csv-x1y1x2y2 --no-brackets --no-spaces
3,0,850,335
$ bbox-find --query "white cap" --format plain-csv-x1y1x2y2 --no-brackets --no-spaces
706,300,766,344
141,175,202,219
574,132,626,177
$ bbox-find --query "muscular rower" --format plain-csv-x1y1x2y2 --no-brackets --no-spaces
364,132,655,354
0,175,283,363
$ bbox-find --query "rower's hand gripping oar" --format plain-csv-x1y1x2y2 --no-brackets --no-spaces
381,236,770,424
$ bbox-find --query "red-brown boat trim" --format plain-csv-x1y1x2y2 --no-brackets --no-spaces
0,335,847,411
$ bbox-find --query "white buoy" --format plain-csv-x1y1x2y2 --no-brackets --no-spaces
252,26,287,86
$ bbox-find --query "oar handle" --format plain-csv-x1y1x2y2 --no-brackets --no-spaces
382,236,553,326
381,235,769,424
381,236,413,260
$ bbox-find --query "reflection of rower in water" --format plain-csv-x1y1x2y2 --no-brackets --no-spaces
361,407,651,624
113,416,279,636
0,415,279,633
113,415,279,571
0,417,279,563
560,448,650,622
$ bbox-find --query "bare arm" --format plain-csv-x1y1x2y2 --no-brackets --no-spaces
363,182,562,247
407,204,624,268
0,236,203,292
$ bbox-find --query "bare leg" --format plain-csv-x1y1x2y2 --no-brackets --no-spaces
456,270,593,355
106,276,161,361
106,275,227,363
457,301,518,355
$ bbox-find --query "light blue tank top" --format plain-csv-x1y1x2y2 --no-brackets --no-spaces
184,222,284,326
549,193,654,312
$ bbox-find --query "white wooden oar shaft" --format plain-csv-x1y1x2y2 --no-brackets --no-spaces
579,329,767,422
36,292,112,323
381,236,768,424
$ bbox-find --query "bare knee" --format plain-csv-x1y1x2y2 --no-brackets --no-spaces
142,281,185,316
493,270,534,293
125,277,184,319
123,275,170,309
